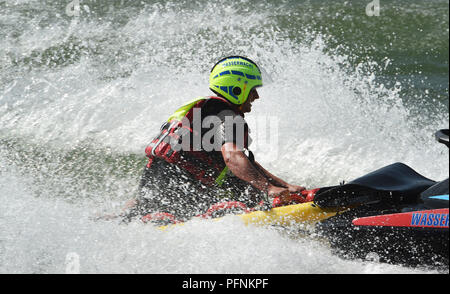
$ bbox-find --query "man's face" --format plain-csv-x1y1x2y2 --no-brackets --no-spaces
239,88,259,113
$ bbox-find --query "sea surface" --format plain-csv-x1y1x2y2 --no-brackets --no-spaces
0,0,448,274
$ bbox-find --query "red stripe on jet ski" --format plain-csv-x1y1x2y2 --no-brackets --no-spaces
352,208,449,228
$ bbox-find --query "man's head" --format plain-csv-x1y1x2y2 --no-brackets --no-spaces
239,88,259,113
209,56,263,108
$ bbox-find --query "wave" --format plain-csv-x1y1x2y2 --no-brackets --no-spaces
0,0,448,274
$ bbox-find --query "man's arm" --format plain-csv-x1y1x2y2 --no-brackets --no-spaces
221,142,292,203
253,161,305,193
221,143,269,191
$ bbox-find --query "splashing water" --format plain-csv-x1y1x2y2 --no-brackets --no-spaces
0,0,448,273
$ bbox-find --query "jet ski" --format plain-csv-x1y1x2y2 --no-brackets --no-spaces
313,129,449,267
153,129,449,267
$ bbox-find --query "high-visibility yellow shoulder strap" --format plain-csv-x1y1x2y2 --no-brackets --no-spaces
167,97,207,122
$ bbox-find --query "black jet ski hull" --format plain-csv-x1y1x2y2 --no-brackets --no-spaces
316,207,449,266
313,160,449,267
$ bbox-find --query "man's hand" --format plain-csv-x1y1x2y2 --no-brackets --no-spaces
287,184,306,193
267,185,291,204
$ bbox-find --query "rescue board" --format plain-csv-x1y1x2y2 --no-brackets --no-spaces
159,202,343,230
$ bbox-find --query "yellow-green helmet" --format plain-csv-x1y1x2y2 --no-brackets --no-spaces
209,56,263,105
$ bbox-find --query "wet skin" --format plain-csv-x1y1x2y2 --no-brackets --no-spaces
239,88,259,113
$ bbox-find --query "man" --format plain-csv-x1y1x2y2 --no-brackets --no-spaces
126,56,305,223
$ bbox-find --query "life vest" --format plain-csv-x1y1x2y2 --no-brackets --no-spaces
144,96,249,186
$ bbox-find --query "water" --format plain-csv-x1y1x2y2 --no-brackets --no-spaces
0,0,448,274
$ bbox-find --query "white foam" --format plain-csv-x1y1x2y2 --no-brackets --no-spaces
0,1,447,274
